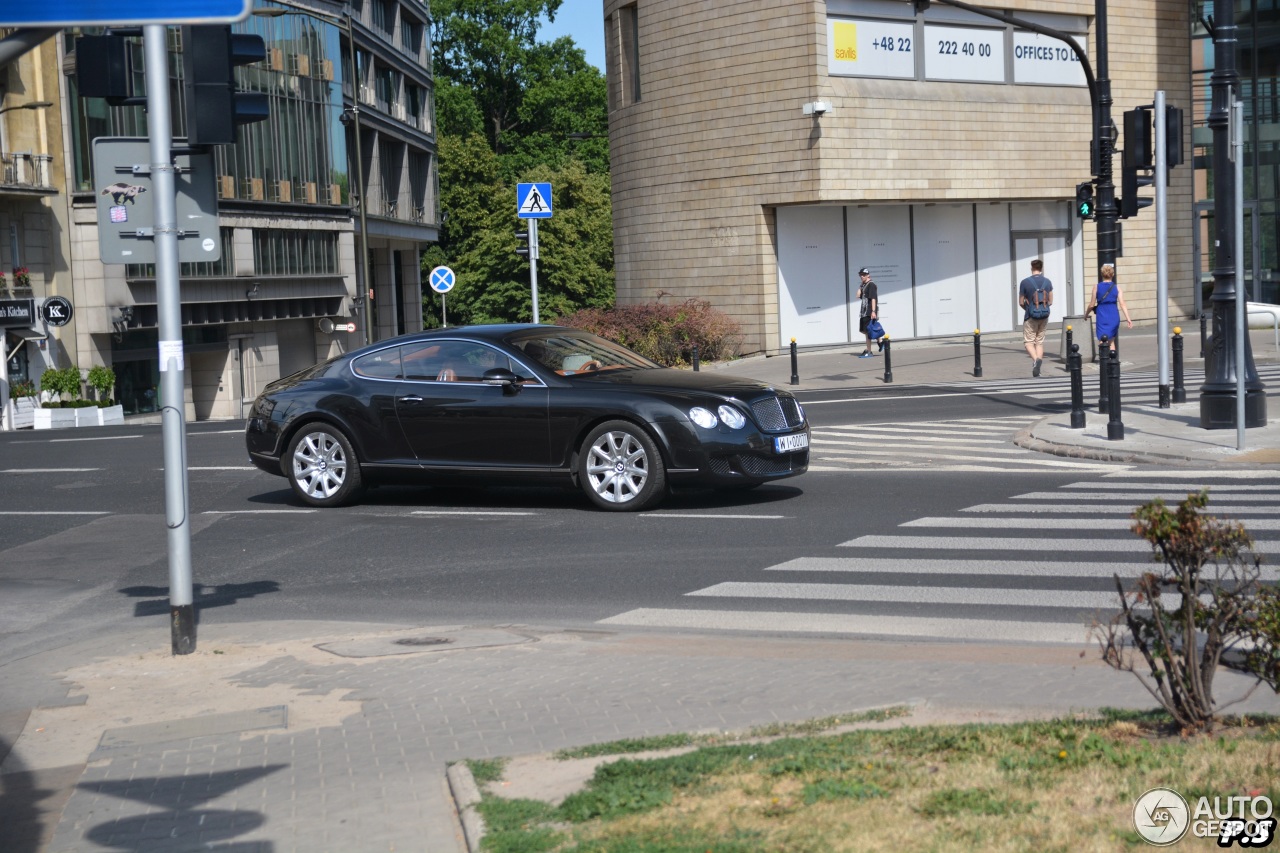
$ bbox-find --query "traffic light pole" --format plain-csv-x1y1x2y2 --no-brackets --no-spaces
144,25,196,655
1200,0,1265,428
1090,0,1119,271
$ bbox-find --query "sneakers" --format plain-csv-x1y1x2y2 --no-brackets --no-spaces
1032,358,1042,377
859,351,875,359
877,339,885,352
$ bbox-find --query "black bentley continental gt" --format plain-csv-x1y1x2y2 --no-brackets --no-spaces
245,324,809,511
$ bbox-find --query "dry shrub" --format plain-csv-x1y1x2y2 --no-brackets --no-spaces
557,298,741,367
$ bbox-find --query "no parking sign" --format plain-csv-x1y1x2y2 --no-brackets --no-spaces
429,266,455,294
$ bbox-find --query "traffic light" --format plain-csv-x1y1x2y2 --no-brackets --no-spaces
181,25,269,146
515,230,531,259
1121,107,1154,218
1164,105,1184,169
74,34,134,104
1075,182,1095,219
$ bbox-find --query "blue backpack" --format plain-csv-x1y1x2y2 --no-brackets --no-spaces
1028,281,1051,319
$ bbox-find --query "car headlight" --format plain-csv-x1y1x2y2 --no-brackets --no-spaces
688,406,718,429
794,401,805,423
717,405,746,430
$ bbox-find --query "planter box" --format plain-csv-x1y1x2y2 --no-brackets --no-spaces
75,406,100,427
33,407,76,429
100,404,124,425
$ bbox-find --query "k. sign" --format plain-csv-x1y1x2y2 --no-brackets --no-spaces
43,296,74,327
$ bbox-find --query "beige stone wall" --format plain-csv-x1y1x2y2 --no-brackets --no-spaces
607,0,1196,353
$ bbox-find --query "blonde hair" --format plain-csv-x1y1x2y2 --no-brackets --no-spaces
1100,264,1115,280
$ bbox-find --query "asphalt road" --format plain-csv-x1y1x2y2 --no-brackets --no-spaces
2,382,1275,693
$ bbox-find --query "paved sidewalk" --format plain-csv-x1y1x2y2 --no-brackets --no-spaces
3,323,1279,853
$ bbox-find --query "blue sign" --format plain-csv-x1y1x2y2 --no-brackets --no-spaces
517,183,553,219
0,0,252,26
429,266,456,294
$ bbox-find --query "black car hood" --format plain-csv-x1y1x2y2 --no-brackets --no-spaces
572,367,785,398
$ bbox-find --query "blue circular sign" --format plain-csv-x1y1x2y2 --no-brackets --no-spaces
429,266,456,294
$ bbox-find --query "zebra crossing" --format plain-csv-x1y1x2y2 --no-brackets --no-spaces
946,362,1280,408
809,415,1120,473
599,471,1280,645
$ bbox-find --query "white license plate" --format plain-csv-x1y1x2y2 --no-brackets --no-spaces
774,433,809,454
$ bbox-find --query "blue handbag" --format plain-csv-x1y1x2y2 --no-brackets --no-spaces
866,319,885,340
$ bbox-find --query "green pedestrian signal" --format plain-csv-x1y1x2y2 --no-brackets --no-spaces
1075,182,1095,219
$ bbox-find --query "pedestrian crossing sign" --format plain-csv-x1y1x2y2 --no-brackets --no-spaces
517,182,552,219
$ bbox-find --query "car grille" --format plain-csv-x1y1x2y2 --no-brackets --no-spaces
710,452,808,477
750,395,804,432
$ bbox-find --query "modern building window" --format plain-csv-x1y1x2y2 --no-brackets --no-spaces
619,4,641,106
252,229,339,276
372,0,395,39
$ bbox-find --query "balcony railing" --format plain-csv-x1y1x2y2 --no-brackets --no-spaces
1,152,53,190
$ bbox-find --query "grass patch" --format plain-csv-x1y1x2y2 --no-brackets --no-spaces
465,757,508,785
476,711,1280,852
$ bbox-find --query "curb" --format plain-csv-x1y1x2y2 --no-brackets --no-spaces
1012,427,1184,465
446,762,486,853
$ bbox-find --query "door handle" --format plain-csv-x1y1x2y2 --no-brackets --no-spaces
398,395,423,403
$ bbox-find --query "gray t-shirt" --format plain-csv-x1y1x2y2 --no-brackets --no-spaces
1018,275,1053,320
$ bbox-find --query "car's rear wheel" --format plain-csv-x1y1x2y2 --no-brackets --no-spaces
579,420,666,511
287,424,363,507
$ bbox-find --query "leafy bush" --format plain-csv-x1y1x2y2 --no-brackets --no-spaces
557,298,741,367
87,365,116,405
1095,491,1279,733
40,366,83,404
8,379,36,400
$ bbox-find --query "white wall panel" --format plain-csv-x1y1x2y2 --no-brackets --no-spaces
846,205,914,338
777,206,850,346
912,204,977,336
975,203,1013,333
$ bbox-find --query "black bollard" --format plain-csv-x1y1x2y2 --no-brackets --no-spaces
1069,343,1086,429
883,336,893,383
789,338,798,386
1172,326,1187,403
1098,336,1110,413
972,329,982,377
1065,324,1075,360
1107,345,1124,440
1199,312,1207,358
692,344,700,372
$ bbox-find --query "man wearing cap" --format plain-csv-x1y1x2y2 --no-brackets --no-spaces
856,268,878,358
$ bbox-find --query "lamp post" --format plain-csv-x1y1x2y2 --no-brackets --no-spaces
1199,0,1265,428
254,2,371,346
0,100,53,116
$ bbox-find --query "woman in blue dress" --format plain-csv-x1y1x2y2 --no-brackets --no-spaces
1086,263,1132,352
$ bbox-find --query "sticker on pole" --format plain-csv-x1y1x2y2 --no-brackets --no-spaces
429,266,456,294
517,183,552,219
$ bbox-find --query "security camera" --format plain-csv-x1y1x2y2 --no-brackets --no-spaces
803,101,832,116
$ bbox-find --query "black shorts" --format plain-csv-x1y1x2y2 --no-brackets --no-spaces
859,316,871,334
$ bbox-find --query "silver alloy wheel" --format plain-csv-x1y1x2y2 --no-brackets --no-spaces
292,430,348,500
585,429,649,504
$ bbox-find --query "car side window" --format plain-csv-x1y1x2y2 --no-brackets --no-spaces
352,348,402,380
409,341,506,383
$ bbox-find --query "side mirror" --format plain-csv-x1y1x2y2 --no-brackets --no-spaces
482,367,519,387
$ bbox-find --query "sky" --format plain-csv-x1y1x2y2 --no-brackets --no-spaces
539,0,605,71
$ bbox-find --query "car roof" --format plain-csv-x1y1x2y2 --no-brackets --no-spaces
354,323,578,353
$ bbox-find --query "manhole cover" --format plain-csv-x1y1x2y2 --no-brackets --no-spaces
394,636,453,647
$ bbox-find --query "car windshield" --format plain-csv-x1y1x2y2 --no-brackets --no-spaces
512,330,658,375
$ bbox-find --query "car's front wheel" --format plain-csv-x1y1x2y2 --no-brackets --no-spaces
578,420,667,511
287,424,363,507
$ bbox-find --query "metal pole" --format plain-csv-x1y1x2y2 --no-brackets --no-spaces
1098,336,1110,413
1107,345,1124,440
789,338,798,385
1069,344,1086,428
1234,99,1246,449
145,25,195,655
346,13,372,346
1092,0,1119,272
1,335,11,431
1154,90,1171,408
1172,327,1187,403
882,337,892,383
529,218,539,323
1201,0,1266,428
441,293,447,328
972,329,982,377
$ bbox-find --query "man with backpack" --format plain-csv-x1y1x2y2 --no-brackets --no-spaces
1018,259,1054,377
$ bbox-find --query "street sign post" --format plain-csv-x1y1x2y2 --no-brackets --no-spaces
0,0,252,26
516,183,551,323
429,265,455,326
92,138,220,265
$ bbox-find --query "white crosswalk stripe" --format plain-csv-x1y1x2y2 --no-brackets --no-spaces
808,415,1127,473
944,363,1280,406
598,475,1280,646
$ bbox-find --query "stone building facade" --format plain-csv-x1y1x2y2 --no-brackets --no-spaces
603,0,1194,354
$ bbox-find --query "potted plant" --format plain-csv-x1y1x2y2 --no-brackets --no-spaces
11,267,31,291
34,367,78,429
87,364,124,425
